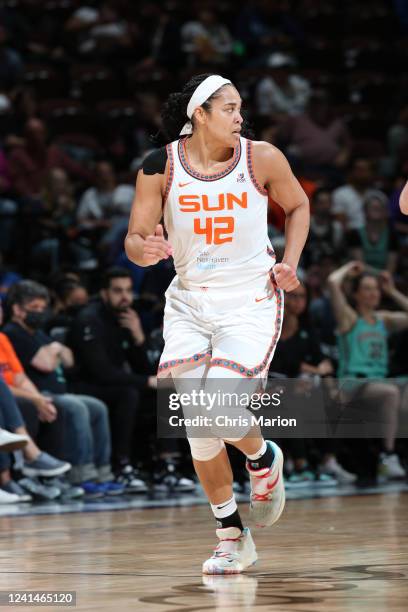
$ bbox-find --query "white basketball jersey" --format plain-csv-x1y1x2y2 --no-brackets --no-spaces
163,136,275,288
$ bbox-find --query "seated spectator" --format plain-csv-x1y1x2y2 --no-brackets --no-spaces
3,280,123,496
65,1,134,56
47,276,89,342
303,188,344,267
255,53,311,117
328,261,408,480
306,257,339,365
332,158,376,230
0,297,68,463
279,91,351,180
181,9,233,66
347,190,398,273
32,169,95,271
77,160,134,262
67,267,156,490
68,266,194,492
271,283,355,485
0,376,70,502
8,118,93,201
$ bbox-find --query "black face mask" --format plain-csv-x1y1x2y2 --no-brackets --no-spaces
24,310,49,330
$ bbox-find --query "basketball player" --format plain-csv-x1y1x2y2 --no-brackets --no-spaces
126,74,309,574
400,181,408,214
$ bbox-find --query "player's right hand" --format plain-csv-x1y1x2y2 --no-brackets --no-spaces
143,224,173,265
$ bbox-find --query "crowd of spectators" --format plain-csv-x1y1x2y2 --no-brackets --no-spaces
0,0,408,503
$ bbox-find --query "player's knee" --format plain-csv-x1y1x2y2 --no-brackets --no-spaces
188,437,225,461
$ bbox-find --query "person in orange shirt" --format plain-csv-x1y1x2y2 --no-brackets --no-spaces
0,302,70,491
0,329,59,424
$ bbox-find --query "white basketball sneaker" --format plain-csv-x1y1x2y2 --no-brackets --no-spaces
246,440,285,528
202,527,257,575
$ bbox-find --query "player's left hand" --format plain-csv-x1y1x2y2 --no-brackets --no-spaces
273,263,300,292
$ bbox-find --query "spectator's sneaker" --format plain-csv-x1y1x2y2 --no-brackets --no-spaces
378,453,406,480
202,528,257,575
79,481,106,498
0,429,29,452
319,457,357,484
285,469,315,488
1,480,32,502
100,481,125,496
314,472,338,487
0,489,19,504
153,461,196,493
286,469,337,488
41,477,84,500
246,441,285,528
22,452,71,478
116,465,148,493
17,477,61,501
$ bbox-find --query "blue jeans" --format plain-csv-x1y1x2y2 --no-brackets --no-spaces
0,377,24,472
50,393,112,483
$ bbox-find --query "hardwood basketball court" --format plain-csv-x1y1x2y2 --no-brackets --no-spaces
1,493,407,611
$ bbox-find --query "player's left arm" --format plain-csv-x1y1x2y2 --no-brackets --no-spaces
399,181,408,215
253,141,310,291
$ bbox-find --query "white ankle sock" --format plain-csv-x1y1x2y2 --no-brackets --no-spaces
210,495,237,519
246,440,267,461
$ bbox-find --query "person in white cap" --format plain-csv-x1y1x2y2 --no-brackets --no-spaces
400,181,408,214
125,73,310,574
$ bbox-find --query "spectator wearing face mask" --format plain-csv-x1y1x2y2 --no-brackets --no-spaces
2,280,123,496
0,299,70,479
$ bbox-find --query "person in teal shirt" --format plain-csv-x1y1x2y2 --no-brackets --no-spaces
328,261,408,480
347,191,398,274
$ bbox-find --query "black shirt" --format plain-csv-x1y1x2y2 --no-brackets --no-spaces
271,326,324,378
3,321,67,393
67,299,152,388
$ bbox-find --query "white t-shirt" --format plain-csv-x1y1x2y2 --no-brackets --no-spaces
255,75,311,116
332,185,367,229
77,185,134,220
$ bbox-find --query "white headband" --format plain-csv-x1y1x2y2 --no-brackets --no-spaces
179,75,232,136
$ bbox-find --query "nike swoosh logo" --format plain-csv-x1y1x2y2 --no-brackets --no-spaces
266,473,280,490
178,181,194,188
216,502,230,510
255,296,270,303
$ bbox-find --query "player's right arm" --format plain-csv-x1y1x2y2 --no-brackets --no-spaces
399,181,408,215
125,168,172,267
